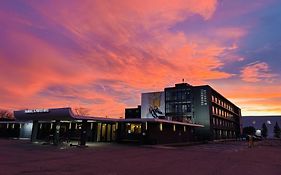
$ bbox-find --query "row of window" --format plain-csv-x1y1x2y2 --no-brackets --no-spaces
212,117,235,128
211,95,234,112
213,129,236,139
160,123,188,132
166,103,192,113
165,89,192,101
212,106,234,118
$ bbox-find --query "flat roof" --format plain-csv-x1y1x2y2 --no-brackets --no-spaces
14,107,119,122
14,107,204,128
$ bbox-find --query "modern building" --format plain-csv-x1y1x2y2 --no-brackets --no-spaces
135,83,241,140
242,116,281,138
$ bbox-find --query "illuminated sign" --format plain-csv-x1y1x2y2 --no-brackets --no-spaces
24,109,49,114
200,89,207,106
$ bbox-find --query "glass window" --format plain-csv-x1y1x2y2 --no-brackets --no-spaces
166,91,171,101
187,103,192,112
182,104,187,113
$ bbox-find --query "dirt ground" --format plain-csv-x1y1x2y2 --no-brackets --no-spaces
0,139,281,175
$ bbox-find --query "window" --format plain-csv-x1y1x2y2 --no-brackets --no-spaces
182,104,187,113
215,107,217,115
166,91,171,101
130,124,142,134
187,103,192,112
175,104,180,113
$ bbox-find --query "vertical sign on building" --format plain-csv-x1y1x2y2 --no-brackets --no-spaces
200,89,207,106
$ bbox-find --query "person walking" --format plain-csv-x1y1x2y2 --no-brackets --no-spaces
248,135,254,148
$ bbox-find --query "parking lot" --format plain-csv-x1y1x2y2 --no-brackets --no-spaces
0,139,281,175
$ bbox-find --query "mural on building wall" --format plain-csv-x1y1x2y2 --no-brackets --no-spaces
141,92,165,118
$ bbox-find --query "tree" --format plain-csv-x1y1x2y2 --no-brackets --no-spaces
73,107,90,116
243,126,256,135
274,122,281,138
0,109,14,120
261,123,268,138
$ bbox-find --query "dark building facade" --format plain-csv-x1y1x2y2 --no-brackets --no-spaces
164,83,241,140
125,105,141,119
0,108,203,145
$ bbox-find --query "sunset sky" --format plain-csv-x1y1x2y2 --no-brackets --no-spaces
0,0,281,117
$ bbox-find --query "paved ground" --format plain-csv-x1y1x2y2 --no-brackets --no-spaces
0,139,281,175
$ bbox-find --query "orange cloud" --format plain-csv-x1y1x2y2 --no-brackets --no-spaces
210,81,281,116
240,61,277,83
0,0,242,117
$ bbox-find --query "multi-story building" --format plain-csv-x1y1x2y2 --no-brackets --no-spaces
164,83,241,140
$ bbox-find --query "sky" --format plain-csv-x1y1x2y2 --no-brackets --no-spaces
0,0,281,117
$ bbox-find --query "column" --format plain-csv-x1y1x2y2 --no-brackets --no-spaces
53,120,60,145
31,120,39,142
80,120,88,146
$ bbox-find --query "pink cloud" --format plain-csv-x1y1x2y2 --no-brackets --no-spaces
240,61,277,83
0,0,241,117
